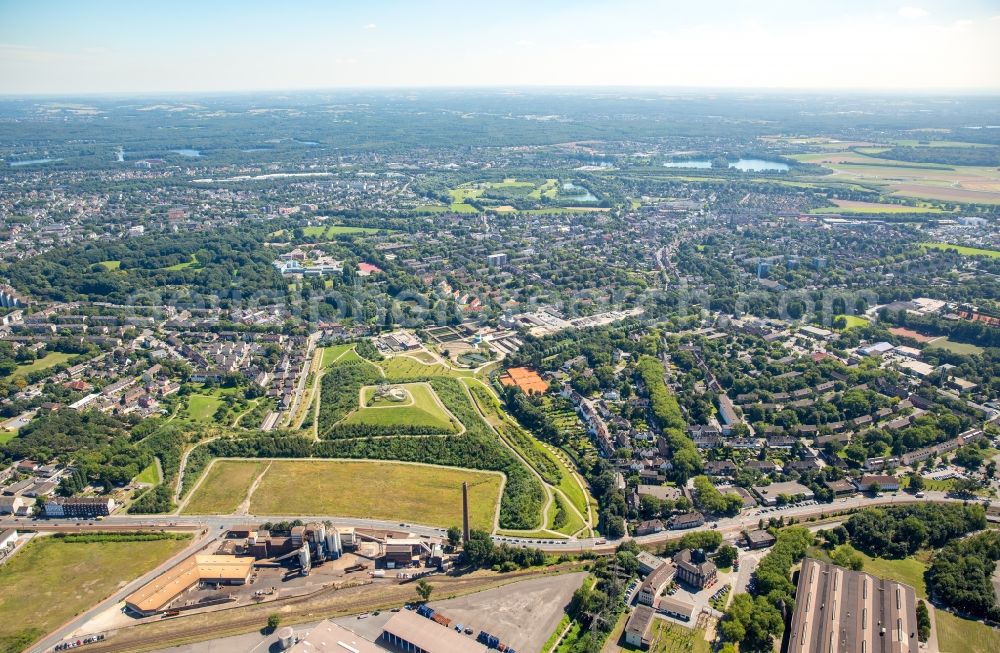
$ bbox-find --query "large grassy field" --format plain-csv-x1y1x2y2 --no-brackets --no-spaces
182,460,266,514
926,337,985,356
0,536,189,653
792,150,1000,204
185,393,224,423
9,352,75,379
301,224,382,237
857,551,928,598
378,355,473,379
835,314,870,329
320,344,356,369
342,382,459,431
920,242,1000,259
810,199,945,214
935,608,1000,653
247,460,502,530
134,462,160,485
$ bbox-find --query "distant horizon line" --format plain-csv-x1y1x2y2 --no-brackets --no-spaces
2,84,1000,100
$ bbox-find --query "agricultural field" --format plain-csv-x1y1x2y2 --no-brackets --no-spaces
809,199,945,214
8,351,75,379
935,608,1000,653
0,535,189,653
97,259,121,270
182,460,266,514
791,150,1000,204
342,382,460,431
920,242,1000,259
247,459,502,530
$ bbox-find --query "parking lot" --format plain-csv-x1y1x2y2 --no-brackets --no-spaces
425,572,587,653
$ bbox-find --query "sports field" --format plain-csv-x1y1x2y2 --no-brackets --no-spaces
9,352,75,379
343,382,459,431
182,460,266,514
920,242,1000,259
926,337,985,356
247,459,502,530
0,535,189,653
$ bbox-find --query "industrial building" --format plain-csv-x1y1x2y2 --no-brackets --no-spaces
380,609,488,652
124,554,254,616
787,559,919,653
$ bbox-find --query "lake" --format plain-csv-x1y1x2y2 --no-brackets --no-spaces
9,158,63,166
172,149,202,157
730,159,789,172
562,181,598,202
662,160,712,169
662,158,789,172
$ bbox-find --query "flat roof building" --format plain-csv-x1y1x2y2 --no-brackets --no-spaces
380,609,487,652
289,619,382,652
788,558,919,653
751,481,814,506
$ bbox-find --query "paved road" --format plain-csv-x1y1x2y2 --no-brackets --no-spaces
5,490,996,559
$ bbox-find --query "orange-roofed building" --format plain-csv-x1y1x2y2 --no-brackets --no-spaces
498,367,549,395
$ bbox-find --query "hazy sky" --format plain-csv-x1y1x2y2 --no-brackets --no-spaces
2,0,999,95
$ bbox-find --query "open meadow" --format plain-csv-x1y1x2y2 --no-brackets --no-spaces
935,608,1000,653
920,242,1000,259
247,459,502,530
342,382,460,431
182,460,267,514
9,352,75,379
0,535,189,653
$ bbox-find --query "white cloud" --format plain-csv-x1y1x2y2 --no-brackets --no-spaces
898,7,929,19
364,23,377,30
953,18,974,28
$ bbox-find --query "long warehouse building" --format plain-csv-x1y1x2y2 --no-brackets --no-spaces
125,553,254,616
380,610,488,652
788,558,920,653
